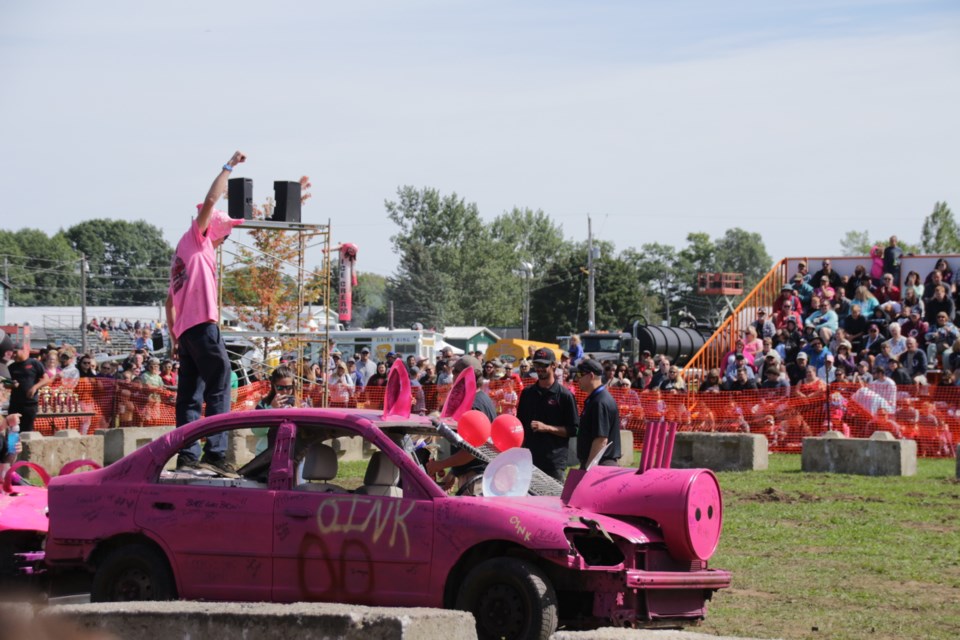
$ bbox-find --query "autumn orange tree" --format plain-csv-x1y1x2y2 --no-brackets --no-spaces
222,176,314,359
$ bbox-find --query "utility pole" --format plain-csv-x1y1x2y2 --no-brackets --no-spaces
80,253,88,355
587,216,596,331
519,262,533,340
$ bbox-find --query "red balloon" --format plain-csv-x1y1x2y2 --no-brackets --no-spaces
458,410,492,447
491,414,524,452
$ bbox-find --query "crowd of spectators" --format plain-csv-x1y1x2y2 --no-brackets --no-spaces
83,317,166,350
249,245,960,414
712,242,960,396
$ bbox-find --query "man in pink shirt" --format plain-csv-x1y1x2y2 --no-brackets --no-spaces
165,151,246,474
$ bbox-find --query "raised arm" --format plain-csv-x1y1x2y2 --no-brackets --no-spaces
197,151,247,234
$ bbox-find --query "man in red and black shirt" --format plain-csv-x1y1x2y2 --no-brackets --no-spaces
4,341,50,433
518,348,579,482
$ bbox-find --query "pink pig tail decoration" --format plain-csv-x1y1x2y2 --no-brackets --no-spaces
339,243,359,322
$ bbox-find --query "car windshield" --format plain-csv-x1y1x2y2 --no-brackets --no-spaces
582,337,622,353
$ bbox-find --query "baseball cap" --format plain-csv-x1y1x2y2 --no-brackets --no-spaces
577,359,603,376
796,352,808,361
360,347,370,354
386,351,398,358
532,348,555,365
198,205,244,242
453,355,482,376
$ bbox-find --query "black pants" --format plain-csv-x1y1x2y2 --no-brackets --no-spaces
9,403,38,433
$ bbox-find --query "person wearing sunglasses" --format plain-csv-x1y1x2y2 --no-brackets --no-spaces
517,348,579,482
258,366,298,409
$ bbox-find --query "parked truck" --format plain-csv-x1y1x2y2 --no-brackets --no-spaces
577,322,708,367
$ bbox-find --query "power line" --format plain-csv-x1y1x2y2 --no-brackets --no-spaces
0,253,80,265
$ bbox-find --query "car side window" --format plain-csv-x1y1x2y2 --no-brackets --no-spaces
156,425,279,489
291,425,416,498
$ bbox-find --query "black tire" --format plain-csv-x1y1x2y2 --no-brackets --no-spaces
91,543,176,602
455,557,558,640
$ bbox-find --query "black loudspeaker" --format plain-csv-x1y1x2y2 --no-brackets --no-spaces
228,178,253,220
272,181,301,222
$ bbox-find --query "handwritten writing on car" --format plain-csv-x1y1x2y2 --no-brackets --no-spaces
510,515,532,542
315,496,415,557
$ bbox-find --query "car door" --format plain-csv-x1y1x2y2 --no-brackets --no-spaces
272,427,436,606
135,429,276,601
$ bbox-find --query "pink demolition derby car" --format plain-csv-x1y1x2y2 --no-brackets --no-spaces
37,365,730,640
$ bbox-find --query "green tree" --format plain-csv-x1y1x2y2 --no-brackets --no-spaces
0,229,80,305
528,242,658,339
920,201,960,253
489,207,568,275
64,219,172,305
712,227,772,288
528,246,585,340
839,231,921,258
593,248,650,331
385,241,452,329
630,242,690,325
839,230,873,256
384,186,520,329
353,272,388,327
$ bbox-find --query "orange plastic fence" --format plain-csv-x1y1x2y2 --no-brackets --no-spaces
27,377,957,459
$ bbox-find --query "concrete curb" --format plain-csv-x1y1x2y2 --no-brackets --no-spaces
1,601,776,640
34,601,478,640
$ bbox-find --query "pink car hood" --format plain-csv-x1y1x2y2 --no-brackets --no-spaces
462,495,664,547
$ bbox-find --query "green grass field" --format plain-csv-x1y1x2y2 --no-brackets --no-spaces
338,455,960,640
701,455,960,640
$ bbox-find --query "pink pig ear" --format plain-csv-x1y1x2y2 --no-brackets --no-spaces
440,366,476,421
382,359,412,420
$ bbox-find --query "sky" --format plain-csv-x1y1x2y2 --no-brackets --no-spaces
1,0,958,279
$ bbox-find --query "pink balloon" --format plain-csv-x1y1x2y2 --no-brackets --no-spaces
458,410,492,447
491,414,525,452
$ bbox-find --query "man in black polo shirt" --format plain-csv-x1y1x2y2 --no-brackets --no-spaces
517,348,579,481
575,359,620,469
4,340,50,433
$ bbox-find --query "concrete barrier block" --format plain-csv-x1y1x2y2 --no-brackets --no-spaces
21,430,104,478
802,431,917,476
332,435,368,462
670,432,769,472
99,426,176,465
40,601,478,640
